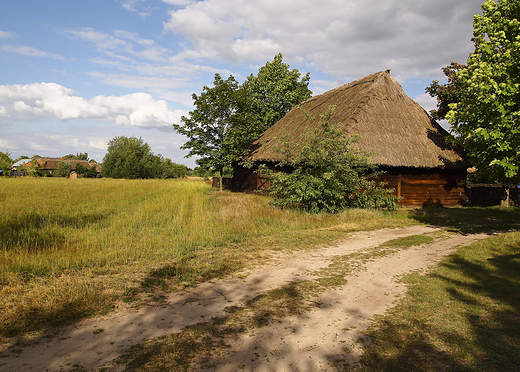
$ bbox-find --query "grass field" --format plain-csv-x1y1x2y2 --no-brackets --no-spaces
0,177,414,339
3,177,520,371
357,231,520,372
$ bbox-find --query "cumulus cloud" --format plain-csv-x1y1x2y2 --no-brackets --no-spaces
0,82,183,128
0,44,65,60
163,0,483,81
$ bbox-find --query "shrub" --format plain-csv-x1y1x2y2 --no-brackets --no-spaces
261,105,399,213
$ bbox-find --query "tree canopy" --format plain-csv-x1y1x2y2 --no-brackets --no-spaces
173,54,311,188
0,151,13,176
173,74,242,189
102,136,162,179
63,152,89,161
430,0,520,183
102,136,187,179
244,53,312,138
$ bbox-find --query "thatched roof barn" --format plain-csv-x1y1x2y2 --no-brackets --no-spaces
233,70,468,206
32,157,101,176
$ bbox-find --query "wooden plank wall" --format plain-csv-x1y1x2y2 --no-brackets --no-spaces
378,173,466,207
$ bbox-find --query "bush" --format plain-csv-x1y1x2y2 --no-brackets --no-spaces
54,161,72,177
261,105,399,213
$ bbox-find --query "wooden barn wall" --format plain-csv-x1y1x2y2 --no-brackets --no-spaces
233,164,467,207
378,169,467,207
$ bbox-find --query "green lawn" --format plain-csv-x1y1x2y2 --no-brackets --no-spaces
357,231,520,372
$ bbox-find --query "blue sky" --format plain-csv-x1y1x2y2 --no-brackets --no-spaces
0,0,484,167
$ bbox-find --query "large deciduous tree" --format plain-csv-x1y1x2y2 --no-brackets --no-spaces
173,74,243,190
431,0,520,183
102,136,162,179
174,54,311,190
63,152,89,161
426,62,467,121
244,53,312,139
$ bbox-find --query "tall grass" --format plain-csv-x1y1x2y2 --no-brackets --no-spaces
0,177,413,338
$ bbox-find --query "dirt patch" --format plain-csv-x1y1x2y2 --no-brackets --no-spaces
0,226,493,371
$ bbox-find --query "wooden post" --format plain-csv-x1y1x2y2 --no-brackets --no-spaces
397,174,402,199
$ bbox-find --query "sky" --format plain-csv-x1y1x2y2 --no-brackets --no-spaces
0,0,485,168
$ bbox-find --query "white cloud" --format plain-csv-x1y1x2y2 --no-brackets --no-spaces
68,28,128,51
163,0,483,82
67,27,170,62
89,72,188,90
120,0,153,17
0,138,13,149
114,30,156,47
0,44,65,60
0,30,14,39
413,93,437,114
0,82,181,128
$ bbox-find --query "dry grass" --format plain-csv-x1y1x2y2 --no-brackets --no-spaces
0,177,415,339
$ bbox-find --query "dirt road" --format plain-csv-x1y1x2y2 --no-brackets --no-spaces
0,226,493,371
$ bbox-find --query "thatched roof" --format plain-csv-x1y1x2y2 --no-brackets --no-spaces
35,157,100,171
245,70,467,169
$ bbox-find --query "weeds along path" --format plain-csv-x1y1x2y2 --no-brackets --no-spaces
0,226,493,371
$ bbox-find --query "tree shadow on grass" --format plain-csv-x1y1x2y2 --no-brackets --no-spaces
407,206,520,234
355,239,520,372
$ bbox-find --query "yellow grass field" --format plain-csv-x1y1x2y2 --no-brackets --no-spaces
0,177,414,338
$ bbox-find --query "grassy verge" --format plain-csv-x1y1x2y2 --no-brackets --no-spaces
356,231,520,372
0,178,413,339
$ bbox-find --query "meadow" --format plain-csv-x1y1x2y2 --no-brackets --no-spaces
0,177,414,339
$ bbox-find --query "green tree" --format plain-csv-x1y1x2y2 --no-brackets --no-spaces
74,162,88,176
28,162,42,177
0,151,13,176
244,53,312,141
426,62,467,121
442,0,520,183
63,152,89,161
161,158,189,179
54,161,72,177
261,106,398,213
85,164,99,178
174,56,311,190
102,136,162,179
174,74,243,190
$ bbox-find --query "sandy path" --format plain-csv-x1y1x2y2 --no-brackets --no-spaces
0,226,492,371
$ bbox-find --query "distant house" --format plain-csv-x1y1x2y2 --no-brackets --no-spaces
14,157,102,177
233,70,468,207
